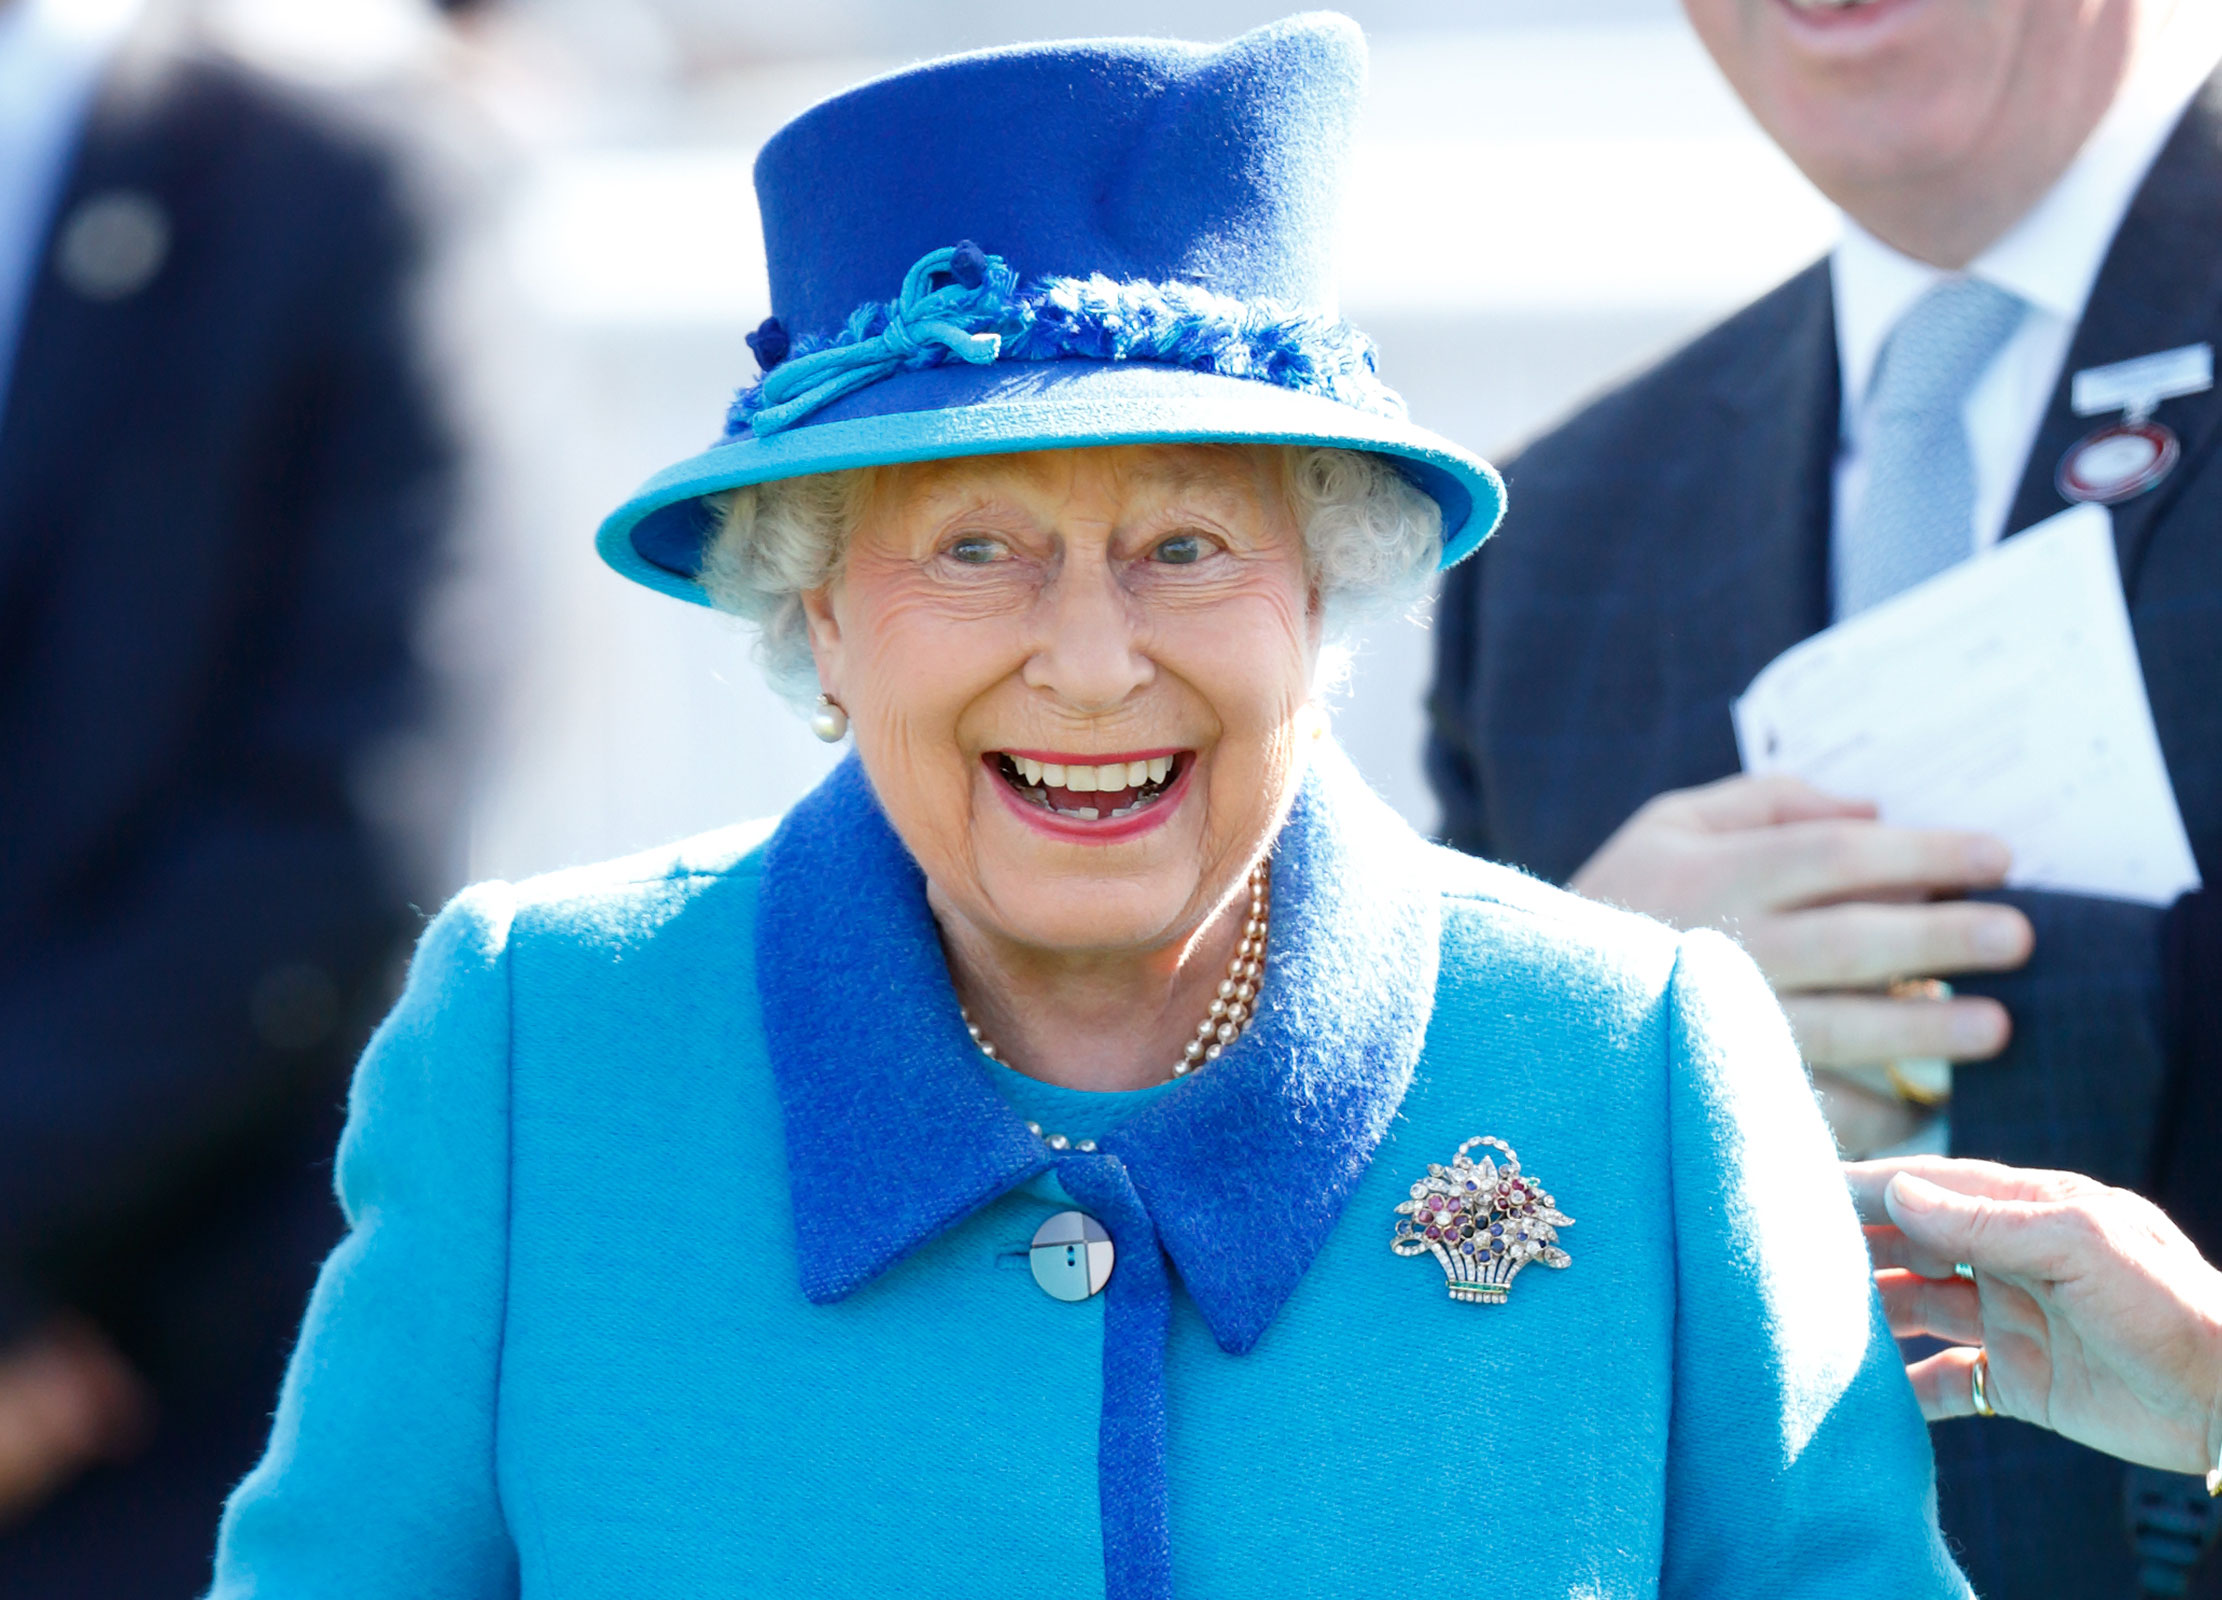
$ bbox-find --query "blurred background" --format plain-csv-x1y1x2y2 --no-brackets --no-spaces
268,0,1838,889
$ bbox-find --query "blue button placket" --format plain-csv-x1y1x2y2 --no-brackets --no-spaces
1058,1154,1175,1600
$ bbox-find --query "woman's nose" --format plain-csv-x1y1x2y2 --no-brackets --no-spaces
1020,561,1153,711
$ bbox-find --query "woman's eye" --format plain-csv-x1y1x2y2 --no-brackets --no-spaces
1152,533,1208,565
947,536,1003,565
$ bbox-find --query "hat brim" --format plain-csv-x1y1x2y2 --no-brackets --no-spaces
595,360,1505,605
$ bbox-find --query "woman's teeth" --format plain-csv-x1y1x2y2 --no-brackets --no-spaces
1010,756,1171,791
998,754,1181,820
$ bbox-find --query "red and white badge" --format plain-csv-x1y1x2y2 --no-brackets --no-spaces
2057,342,2211,506
2057,420,2180,505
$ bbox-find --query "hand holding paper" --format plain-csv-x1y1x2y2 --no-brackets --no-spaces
1733,504,2201,908
1570,505,2188,1136
1569,772,2034,1099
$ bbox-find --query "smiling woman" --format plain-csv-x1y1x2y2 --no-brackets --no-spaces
207,13,1976,1600
698,442,1438,1090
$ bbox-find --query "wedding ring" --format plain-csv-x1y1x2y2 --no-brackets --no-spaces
1971,1350,1997,1418
1883,982,1954,1107
1954,1262,1976,1282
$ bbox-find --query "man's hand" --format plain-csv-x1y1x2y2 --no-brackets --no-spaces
1848,1157,2222,1478
1572,774,2033,1068
0,1318,151,1527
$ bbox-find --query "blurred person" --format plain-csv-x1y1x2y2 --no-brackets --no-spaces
1848,1156,2222,1595
1425,0,2222,1590
0,0,453,1591
206,18,1969,1599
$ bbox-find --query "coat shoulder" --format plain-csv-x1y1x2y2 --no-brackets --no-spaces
1420,840,1686,1041
480,819,779,956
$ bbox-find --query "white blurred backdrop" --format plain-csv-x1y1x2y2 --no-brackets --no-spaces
214,0,1839,889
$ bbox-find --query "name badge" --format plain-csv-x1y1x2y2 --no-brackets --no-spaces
2070,343,2212,420
2059,343,2211,505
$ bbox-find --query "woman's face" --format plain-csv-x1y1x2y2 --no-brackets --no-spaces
803,444,1318,960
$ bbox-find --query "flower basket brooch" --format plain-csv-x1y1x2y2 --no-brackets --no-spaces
1392,1137,1572,1304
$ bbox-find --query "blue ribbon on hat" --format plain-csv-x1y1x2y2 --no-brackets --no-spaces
730,241,1405,439
745,244,1018,435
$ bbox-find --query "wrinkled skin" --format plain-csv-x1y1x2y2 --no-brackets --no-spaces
1850,1155,2222,1475
803,445,1323,1094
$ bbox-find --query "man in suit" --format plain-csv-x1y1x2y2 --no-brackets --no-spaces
1428,0,2222,1593
0,0,453,1591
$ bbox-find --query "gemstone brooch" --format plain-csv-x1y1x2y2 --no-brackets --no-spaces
1392,1136,1572,1304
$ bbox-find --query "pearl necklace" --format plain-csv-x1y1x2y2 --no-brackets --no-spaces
960,860,1272,1151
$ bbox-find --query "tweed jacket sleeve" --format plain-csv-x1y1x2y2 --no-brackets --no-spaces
1658,929,1970,1598
208,885,519,1598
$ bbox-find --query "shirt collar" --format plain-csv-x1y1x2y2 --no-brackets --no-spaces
754,741,1440,1356
1832,5,2222,415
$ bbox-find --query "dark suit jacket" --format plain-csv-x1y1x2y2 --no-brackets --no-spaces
0,40,449,1597
1428,74,2222,1600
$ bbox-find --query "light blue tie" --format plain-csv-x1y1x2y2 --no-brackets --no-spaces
1834,277,2028,618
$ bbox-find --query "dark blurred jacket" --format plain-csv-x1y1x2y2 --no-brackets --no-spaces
1427,71,2222,1600
2158,890,2222,1599
0,36,451,1597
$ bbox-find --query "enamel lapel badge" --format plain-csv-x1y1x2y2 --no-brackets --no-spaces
2058,343,2212,505
1392,1137,1571,1304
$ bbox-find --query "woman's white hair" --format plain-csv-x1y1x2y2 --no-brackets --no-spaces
696,445,1442,707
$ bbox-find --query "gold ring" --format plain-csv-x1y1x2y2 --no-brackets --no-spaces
1971,1350,1997,1418
1885,1060,1954,1107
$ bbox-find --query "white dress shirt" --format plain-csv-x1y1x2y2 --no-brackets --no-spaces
0,0,143,423
1831,3,2222,551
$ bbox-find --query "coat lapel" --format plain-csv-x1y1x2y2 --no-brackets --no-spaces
753,743,1438,1353
1695,264,1838,702
2001,69,2222,590
752,755,1051,1305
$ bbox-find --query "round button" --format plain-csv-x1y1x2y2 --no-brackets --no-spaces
55,190,169,302
1029,1211,1115,1302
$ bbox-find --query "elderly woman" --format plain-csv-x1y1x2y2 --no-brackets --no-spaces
209,16,1969,1600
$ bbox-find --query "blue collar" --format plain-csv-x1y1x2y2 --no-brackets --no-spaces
754,742,1440,1355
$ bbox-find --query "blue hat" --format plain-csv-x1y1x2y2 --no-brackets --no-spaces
594,12,1505,605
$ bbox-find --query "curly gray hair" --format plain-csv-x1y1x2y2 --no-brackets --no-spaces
697,446,1442,706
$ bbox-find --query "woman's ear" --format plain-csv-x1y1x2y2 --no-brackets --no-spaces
800,585,843,697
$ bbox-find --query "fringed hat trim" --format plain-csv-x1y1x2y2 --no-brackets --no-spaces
727,242,1405,441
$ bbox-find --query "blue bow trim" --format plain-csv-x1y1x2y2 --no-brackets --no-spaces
743,245,1016,436
727,242,1405,439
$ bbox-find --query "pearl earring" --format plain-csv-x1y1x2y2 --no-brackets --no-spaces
808,693,849,743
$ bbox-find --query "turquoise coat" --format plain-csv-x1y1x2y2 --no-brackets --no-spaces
209,744,1971,1598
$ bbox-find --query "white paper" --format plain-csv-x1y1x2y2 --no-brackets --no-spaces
1733,504,2201,906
